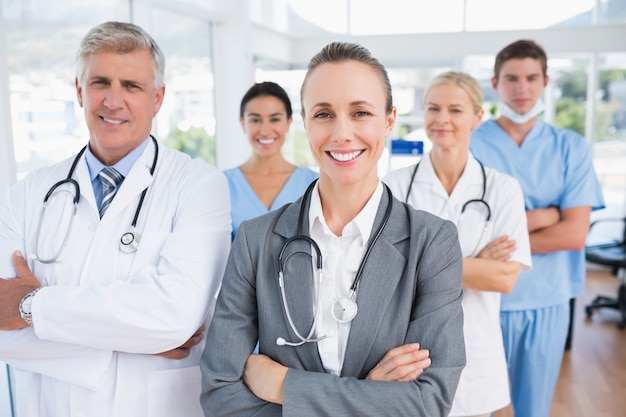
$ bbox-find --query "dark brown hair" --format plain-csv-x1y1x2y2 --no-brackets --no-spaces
494,39,548,80
239,81,293,119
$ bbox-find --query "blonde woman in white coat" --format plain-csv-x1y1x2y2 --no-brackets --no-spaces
384,71,532,417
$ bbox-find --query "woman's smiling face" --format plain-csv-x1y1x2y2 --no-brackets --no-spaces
301,60,396,188
240,95,292,158
424,83,483,151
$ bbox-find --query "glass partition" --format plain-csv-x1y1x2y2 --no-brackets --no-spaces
590,52,626,233
254,68,314,167
465,0,596,30
257,0,618,36
2,0,129,179
3,0,217,176
151,8,217,165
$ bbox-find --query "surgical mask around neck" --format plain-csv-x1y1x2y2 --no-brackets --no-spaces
499,99,545,124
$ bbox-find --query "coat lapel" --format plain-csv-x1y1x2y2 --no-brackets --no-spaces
74,151,98,215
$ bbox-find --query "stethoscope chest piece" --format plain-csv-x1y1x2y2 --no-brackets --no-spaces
331,296,358,323
120,230,141,253
276,181,393,346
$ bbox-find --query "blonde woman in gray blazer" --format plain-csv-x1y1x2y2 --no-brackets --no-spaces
201,42,465,417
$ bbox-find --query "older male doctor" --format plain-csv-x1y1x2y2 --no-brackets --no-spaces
0,22,230,417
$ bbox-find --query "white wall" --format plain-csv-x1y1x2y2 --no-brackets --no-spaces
212,0,256,170
0,0,17,198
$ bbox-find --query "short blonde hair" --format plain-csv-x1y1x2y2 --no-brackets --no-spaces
424,71,484,114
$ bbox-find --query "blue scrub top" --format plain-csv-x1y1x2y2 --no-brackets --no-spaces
224,166,319,241
470,119,605,310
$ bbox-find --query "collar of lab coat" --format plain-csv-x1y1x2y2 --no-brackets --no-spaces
73,140,157,221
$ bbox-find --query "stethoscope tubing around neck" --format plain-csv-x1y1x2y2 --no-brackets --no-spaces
282,179,394,292
32,136,159,264
130,136,159,228
33,147,87,264
404,157,491,221
276,179,394,346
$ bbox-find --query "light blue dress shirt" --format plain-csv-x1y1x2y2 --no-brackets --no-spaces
85,137,151,208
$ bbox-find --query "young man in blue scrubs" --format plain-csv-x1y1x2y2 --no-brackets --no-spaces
470,39,605,417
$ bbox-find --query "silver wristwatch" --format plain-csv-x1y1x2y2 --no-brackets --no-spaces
19,288,41,326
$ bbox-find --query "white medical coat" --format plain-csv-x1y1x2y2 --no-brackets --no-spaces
384,153,532,416
0,140,231,417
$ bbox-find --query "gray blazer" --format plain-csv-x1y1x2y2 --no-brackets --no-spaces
201,188,465,417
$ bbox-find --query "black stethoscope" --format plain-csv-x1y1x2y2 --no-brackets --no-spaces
276,179,393,347
405,157,491,221
31,136,159,264
404,157,492,256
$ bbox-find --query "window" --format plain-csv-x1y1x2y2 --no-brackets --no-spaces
259,0,610,36
3,0,129,179
151,8,217,164
592,52,626,225
254,68,315,167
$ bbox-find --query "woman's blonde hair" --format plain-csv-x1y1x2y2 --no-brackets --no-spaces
424,71,484,114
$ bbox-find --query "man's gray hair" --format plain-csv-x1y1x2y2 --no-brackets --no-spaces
76,21,165,88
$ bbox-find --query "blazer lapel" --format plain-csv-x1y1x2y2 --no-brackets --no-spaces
273,199,325,372
341,193,409,377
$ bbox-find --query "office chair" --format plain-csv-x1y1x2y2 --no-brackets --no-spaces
584,217,626,329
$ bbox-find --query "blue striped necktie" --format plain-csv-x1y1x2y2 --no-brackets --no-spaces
98,167,124,218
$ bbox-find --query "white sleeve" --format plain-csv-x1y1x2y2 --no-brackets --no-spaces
491,172,532,270
0,182,111,389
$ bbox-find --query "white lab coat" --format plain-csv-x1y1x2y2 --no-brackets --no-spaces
0,140,231,417
384,153,532,416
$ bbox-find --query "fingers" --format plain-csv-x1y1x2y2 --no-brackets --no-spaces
154,325,206,359
174,325,207,351
478,236,516,261
155,347,190,360
243,354,287,404
178,330,204,349
366,343,431,382
12,251,39,286
490,242,515,261
193,324,206,337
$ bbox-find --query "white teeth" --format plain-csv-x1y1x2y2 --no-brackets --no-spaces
257,138,275,145
329,150,363,162
102,117,123,125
